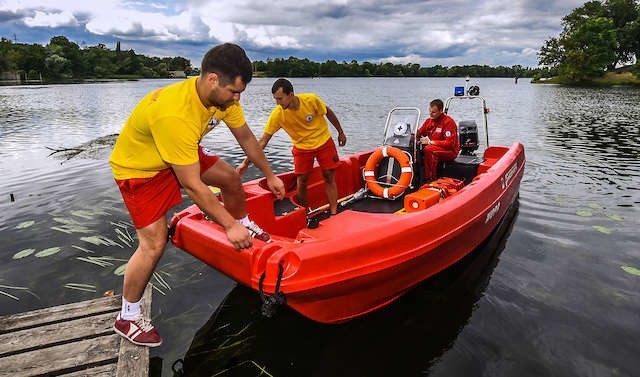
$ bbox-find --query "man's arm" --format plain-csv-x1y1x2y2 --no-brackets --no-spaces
325,106,346,146
429,118,458,149
237,132,273,175
418,119,430,145
172,162,253,249
230,124,284,199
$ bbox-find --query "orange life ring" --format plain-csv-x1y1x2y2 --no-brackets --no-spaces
364,146,413,199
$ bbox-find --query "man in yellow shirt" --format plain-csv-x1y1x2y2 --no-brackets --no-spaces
110,43,285,347
238,78,346,215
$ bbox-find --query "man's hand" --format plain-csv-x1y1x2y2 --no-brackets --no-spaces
267,175,285,200
236,160,249,176
225,222,253,249
420,136,431,145
337,132,347,146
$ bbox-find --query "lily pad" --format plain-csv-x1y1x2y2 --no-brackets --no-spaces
592,226,611,235
587,202,603,210
15,221,35,229
621,266,640,276
35,247,62,257
576,210,593,217
605,213,624,222
12,248,35,259
114,263,127,276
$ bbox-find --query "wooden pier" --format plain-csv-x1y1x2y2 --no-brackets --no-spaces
0,285,152,377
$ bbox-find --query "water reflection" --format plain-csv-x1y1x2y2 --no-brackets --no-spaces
1,78,639,377
171,202,519,377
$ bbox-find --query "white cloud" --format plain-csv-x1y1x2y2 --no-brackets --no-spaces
0,0,591,67
22,9,78,27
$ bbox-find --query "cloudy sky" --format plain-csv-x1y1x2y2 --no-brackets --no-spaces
0,0,586,68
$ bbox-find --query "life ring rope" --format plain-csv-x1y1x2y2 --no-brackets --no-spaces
363,146,413,199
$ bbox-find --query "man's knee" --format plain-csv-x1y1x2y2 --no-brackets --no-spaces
221,169,242,190
202,160,242,190
321,169,335,183
297,174,310,191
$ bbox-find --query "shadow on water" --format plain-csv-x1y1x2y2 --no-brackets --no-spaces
166,200,520,377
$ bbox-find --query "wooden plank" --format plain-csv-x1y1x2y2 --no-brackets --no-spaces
60,363,117,376
116,284,152,377
0,295,120,333
0,311,117,356
0,334,120,377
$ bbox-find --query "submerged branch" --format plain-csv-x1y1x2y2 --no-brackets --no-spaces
46,134,119,161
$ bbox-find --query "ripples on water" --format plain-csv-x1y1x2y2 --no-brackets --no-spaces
1,78,639,377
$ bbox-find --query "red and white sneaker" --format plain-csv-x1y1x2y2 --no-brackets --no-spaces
243,220,271,242
113,314,163,347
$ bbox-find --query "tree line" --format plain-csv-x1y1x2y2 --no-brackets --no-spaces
2,35,544,83
252,57,539,78
538,0,640,83
0,36,193,82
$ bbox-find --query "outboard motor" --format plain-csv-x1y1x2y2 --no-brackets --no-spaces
458,120,479,155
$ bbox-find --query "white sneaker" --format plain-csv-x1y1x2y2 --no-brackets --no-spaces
242,220,271,242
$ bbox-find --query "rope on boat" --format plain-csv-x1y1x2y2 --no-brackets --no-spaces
258,263,286,318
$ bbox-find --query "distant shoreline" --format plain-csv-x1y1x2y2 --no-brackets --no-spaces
1,75,534,87
532,71,640,87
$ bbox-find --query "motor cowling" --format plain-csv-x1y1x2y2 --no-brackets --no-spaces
458,120,479,155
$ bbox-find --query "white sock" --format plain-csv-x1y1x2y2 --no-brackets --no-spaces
121,296,142,320
238,215,251,226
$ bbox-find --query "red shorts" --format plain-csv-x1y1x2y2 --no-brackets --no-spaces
292,138,340,175
115,146,220,229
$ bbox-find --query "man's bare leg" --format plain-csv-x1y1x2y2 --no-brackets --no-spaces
322,169,337,215
123,216,168,302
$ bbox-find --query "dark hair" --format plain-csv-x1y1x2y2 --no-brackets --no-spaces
271,78,294,94
429,99,444,111
201,43,253,86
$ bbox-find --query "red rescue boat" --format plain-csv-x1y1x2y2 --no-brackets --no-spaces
170,86,525,324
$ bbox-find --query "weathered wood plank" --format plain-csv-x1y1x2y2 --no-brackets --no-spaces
0,295,120,333
0,311,117,356
0,334,120,377
60,363,117,376
116,284,152,377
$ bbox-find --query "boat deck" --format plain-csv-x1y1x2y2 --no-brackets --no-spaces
349,196,406,213
0,285,152,377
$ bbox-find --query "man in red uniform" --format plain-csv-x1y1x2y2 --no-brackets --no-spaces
417,99,460,180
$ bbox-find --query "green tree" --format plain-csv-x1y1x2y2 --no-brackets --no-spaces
49,36,84,78
538,1,627,82
562,17,617,81
44,44,72,79
603,0,639,67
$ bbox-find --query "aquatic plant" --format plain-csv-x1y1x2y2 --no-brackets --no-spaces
621,266,640,276
64,283,97,292
14,221,35,229
12,248,35,259
35,247,62,257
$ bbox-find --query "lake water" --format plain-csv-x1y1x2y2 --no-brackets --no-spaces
1,77,639,377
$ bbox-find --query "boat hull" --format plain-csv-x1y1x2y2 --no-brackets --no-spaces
170,142,525,323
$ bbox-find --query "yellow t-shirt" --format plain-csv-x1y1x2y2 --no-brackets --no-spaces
264,93,331,150
109,77,246,180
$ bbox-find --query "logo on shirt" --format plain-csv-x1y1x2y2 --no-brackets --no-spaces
445,131,451,137
206,116,220,132
305,114,313,122
201,147,215,156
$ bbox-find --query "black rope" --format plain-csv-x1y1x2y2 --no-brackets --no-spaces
172,359,184,376
258,263,286,318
